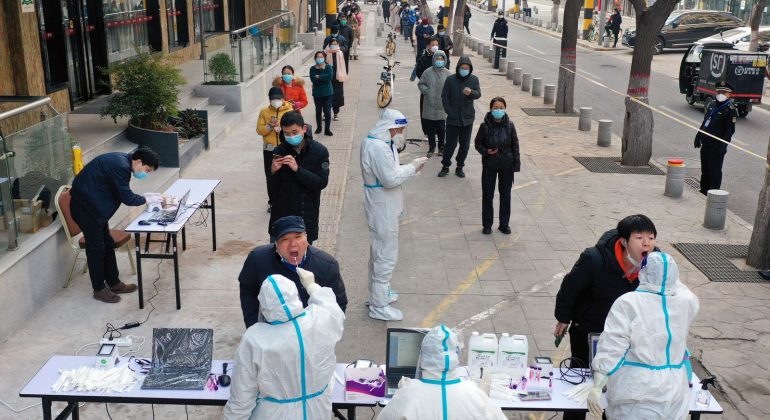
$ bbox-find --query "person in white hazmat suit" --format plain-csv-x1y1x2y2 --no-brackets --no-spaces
361,108,428,321
223,268,345,420
588,252,699,419
378,325,507,420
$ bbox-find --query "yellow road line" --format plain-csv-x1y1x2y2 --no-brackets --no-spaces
420,258,497,327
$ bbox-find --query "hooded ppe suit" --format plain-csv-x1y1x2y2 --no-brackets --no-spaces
378,325,507,420
592,252,699,420
223,272,345,420
361,108,424,320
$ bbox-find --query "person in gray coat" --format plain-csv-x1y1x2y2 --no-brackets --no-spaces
418,51,451,158
439,55,481,178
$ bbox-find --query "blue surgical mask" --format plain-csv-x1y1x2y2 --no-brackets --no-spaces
282,74,294,83
133,171,148,180
285,134,303,146
458,68,470,77
330,45,339,50
491,109,506,120
434,60,445,68
316,57,325,65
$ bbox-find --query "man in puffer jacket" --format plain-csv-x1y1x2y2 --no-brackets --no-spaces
418,50,450,157
257,87,294,212
440,55,481,178
272,65,308,113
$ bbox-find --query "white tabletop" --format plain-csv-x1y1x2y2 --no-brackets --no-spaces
125,179,220,233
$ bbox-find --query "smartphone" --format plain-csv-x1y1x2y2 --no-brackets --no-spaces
273,154,283,159
555,335,563,348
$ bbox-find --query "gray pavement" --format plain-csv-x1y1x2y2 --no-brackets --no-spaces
1,4,770,420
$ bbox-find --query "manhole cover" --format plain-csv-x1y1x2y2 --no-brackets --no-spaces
684,177,700,190
672,243,766,283
521,107,579,117
573,156,665,175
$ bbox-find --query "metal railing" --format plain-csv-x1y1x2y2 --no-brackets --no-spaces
0,97,73,251
230,12,297,82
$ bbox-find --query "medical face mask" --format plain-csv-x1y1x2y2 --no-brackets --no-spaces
282,74,294,83
270,99,283,109
491,109,506,120
716,93,728,102
423,24,429,28
438,31,446,36
133,170,148,180
434,60,445,68
430,45,439,53
315,57,325,65
458,68,470,77
285,133,303,146
392,132,406,149
341,20,347,25
330,45,339,50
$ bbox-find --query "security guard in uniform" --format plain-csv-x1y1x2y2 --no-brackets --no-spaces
694,81,738,195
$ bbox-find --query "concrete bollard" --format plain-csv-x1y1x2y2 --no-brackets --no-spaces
557,25,563,33
377,7,382,16
499,59,508,73
704,190,729,230
522,73,532,92
597,120,612,147
477,42,484,55
482,45,491,60
664,159,686,198
531,78,543,96
543,84,556,104
603,37,611,48
487,46,495,63
578,107,592,131
377,27,383,37
506,61,516,79
471,39,478,51
513,68,524,85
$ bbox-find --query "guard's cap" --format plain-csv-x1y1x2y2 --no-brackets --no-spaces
268,87,285,99
270,216,306,242
715,81,734,93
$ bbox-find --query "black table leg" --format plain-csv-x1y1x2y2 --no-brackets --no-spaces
135,233,144,309
210,192,217,251
348,407,356,420
182,227,187,251
172,233,181,310
42,398,51,420
144,233,151,253
71,401,80,420
691,414,701,420
164,234,171,254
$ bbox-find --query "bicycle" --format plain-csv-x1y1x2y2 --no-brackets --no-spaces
385,25,397,56
377,55,400,108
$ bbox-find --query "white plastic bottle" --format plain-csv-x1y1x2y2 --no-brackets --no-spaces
467,332,498,380
497,333,528,378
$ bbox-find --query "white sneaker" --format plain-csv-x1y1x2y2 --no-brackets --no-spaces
368,305,404,321
365,291,399,306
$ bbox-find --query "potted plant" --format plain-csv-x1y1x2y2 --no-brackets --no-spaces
172,109,209,167
194,53,244,112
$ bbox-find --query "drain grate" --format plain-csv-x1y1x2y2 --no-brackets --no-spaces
673,243,766,283
573,156,665,175
685,177,700,190
521,107,579,117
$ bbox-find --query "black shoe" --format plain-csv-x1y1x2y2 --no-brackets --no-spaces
455,168,465,178
438,167,449,177
267,204,272,213
314,126,322,134
482,227,492,235
760,270,770,280
498,225,512,235
426,149,434,158
325,130,334,136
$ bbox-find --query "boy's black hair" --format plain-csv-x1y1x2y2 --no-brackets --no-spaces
617,214,657,240
280,111,305,128
131,147,160,170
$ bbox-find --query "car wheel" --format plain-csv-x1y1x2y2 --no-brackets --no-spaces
652,38,664,55
686,93,697,105
737,104,750,118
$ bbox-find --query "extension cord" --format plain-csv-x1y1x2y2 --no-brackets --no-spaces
100,337,132,347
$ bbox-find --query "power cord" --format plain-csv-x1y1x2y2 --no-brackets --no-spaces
559,357,589,386
105,403,113,420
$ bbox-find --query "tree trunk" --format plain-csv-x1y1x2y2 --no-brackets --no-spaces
554,0,582,114
747,139,770,269
620,0,678,166
448,0,456,30
420,0,434,24
551,0,561,28
748,0,768,52
452,0,467,56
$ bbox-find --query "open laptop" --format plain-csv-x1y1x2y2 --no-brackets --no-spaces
385,328,428,397
147,190,191,223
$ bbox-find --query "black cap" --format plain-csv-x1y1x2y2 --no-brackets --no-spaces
268,87,284,99
715,81,734,92
270,216,306,242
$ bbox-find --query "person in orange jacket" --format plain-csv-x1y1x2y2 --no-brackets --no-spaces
257,87,294,213
273,65,308,114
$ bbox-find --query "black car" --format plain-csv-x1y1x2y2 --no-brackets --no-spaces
622,10,742,54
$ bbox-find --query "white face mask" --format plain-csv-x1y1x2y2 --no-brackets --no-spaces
716,93,728,102
392,132,405,149
271,99,283,109
430,45,439,53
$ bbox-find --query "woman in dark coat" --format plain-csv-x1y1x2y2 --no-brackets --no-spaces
382,0,391,23
474,97,521,235
324,38,348,121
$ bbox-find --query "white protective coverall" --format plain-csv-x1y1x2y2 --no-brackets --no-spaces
378,325,507,420
223,272,345,420
360,108,425,320
592,252,699,420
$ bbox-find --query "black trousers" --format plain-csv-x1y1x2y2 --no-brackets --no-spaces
481,166,514,228
314,95,332,131
700,145,726,195
605,28,619,46
464,20,470,34
422,119,446,152
563,324,590,420
442,124,473,169
263,150,273,204
493,39,507,69
70,199,119,291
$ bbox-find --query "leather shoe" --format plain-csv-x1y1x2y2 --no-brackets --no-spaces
482,227,492,235
110,281,138,294
760,270,770,280
455,168,465,178
498,225,512,235
438,167,449,177
93,288,121,303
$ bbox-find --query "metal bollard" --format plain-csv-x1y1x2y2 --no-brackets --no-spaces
597,120,612,147
578,107,592,131
532,78,543,96
704,190,729,230
543,84,556,104
506,61,516,79
499,59,508,73
664,159,686,198
522,73,532,92
513,68,523,85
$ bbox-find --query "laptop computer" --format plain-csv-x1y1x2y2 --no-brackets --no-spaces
385,328,428,397
141,328,214,390
147,190,191,223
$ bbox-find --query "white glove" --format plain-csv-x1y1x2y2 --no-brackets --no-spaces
296,268,320,295
410,157,429,172
587,372,608,417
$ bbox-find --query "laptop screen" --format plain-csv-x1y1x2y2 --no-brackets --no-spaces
588,333,601,370
386,328,427,396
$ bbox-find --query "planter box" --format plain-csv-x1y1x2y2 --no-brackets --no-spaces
194,83,242,112
127,111,209,168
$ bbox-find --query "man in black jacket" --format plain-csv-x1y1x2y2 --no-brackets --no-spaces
436,24,453,67
491,10,508,69
269,111,329,244
70,147,159,303
440,56,481,178
414,37,440,79
238,216,347,328
553,214,657,420
337,16,355,71
694,81,738,195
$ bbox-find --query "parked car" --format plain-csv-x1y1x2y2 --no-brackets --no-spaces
622,10,742,54
693,26,770,51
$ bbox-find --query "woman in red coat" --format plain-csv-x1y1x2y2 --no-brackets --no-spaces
273,65,308,113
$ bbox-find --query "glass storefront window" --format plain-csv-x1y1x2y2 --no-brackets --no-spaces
103,0,151,64
166,0,188,50
193,0,223,39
